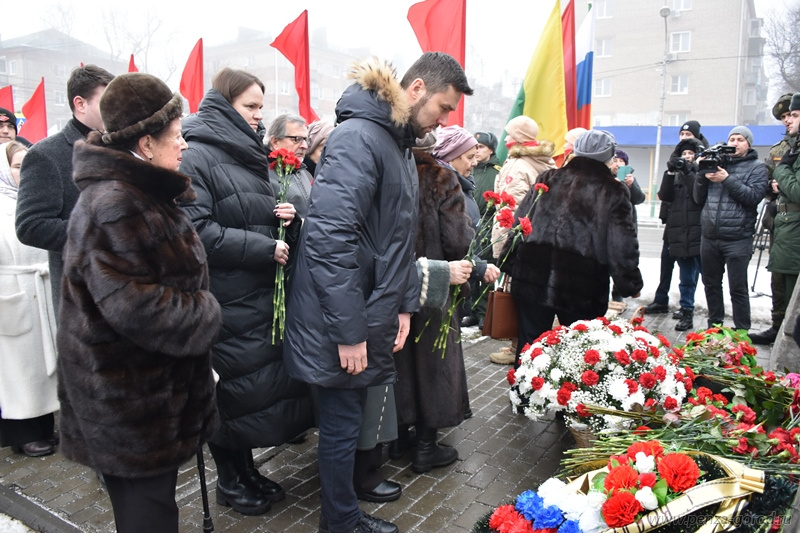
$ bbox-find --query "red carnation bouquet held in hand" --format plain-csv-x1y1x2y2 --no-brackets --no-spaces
269,148,301,343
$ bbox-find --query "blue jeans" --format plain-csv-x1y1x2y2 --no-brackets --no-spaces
653,241,675,306
675,255,702,310
316,386,367,532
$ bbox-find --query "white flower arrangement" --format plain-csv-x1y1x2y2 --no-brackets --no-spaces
507,318,689,433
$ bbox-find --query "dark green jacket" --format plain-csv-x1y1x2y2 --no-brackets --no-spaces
770,152,800,274
473,155,502,214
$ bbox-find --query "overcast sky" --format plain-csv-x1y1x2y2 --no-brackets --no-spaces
2,0,786,87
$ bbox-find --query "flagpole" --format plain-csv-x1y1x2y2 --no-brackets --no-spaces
274,48,279,120
651,5,671,218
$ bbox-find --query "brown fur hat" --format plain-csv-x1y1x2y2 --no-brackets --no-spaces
99,73,184,146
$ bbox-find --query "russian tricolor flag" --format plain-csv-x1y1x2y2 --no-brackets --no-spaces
575,4,594,129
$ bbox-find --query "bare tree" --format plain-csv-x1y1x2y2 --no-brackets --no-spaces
41,3,75,35
100,8,178,81
764,2,800,93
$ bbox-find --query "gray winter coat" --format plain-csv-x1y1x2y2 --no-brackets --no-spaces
693,148,768,241
284,58,420,389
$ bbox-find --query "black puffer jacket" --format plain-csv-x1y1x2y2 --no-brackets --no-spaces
501,157,643,319
284,57,420,389
658,165,702,257
59,141,220,478
693,148,768,241
179,89,313,449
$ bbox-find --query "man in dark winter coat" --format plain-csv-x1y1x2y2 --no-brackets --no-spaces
655,138,704,331
751,93,797,344
694,126,769,331
284,52,472,533
16,65,114,311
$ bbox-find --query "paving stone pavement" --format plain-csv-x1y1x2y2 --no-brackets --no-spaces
0,305,774,533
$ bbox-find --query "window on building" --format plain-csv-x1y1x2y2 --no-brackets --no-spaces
749,18,762,37
0,58,6,74
744,89,756,106
670,32,691,53
595,0,612,18
311,82,320,99
594,78,612,97
280,81,291,95
673,0,691,11
333,65,342,78
669,74,688,94
667,114,688,126
8,60,16,76
54,91,66,106
596,38,613,58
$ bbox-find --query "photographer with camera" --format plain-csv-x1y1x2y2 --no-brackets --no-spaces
645,138,705,331
757,93,800,345
693,126,769,332
750,93,798,344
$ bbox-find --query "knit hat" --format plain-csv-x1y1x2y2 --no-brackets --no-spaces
0,108,17,133
474,131,498,153
615,149,629,165
728,126,753,148
790,93,800,113
504,116,539,143
573,130,617,163
680,120,701,138
773,93,795,119
564,127,587,146
307,119,334,155
433,125,478,162
99,73,184,146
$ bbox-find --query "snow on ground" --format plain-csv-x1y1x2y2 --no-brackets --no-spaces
0,514,33,532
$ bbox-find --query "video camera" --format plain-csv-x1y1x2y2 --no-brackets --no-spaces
697,144,736,176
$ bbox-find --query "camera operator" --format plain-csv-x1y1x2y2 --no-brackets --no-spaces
756,94,800,345
750,93,797,344
693,126,769,332
650,138,704,331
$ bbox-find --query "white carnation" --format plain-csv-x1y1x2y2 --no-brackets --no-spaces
609,377,630,402
550,367,564,382
559,493,589,520
635,451,655,473
538,477,567,507
622,391,646,411
635,486,659,510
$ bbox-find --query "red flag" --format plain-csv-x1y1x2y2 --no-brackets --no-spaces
562,0,577,129
0,86,13,112
271,10,318,123
19,78,47,143
128,54,139,73
407,0,466,126
180,39,204,114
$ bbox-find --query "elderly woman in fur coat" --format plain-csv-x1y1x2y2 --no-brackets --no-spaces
501,130,643,364
393,140,476,474
57,73,222,533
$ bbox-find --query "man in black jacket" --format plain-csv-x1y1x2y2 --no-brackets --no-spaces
16,65,114,311
284,53,472,533
694,126,768,331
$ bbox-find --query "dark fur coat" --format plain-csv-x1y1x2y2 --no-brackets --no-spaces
57,141,221,478
502,156,643,319
395,152,474,429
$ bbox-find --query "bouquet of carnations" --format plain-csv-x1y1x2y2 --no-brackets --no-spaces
268,148,301,343
475,440,769,533
509,318,690,434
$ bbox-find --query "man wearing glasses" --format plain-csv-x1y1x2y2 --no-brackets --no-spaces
267,114,314,219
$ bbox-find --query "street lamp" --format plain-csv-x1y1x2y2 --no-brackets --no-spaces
650,5,671,217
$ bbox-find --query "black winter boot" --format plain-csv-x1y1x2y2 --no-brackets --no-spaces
208,443,271,515
242,449,285,503
675,309,694,331
354,445,401,503
388,424,415,460
412,426,458,473
749,326,779,345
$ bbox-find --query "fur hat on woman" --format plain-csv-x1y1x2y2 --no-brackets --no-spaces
573,130,617,163
504,116,539,143
433,125,477,162
99,73,184,146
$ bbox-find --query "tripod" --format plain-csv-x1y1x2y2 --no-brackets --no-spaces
751,201,771,293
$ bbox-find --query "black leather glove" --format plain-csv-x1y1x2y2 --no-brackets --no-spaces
779,149,799,167
666,155,680,173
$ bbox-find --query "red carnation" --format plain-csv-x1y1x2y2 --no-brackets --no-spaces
582,370,600,386
663,396,678,411
732,404,757,424
657,334,671,348
269,160,278,170
506,368,516,386
604,464,639,491
638,472,657,488
631,349,649,364
732,437,757,455
576,403,591,417
685,332,705,343
644,398,656,408
531,377,545,391
496,207,515,229
695,387,713,402
625,379,639,394
483,190,502,206
519,217,532,237
584,349,601,365
614,350,632,366
599,317,610,326
499,191,516,209
534,183,549,194
633,425,651,435
602,491,644,528
562,381,578,392
652,366,667,381
627,440,665,461
609,324,623,335
649,345,660,357
631,316,644,325
573,323,588,332
556,387,572,406
530,347,544,360
639,373,657,389
658,453,700,492
684,366,696,381
520,343,531,354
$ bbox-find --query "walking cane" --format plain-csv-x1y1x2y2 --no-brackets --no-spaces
197,444,214,532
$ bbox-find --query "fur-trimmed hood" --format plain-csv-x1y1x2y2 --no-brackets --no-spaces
508,140,556,160
73,140,196,204
336,57,414,147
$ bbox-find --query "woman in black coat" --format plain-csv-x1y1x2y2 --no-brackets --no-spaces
57,73,221,533
179,68,314,516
